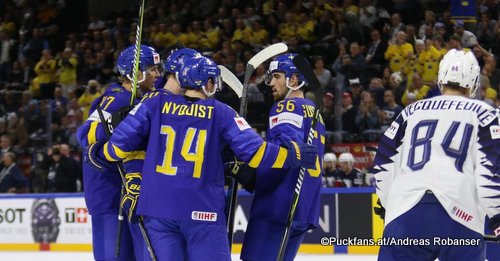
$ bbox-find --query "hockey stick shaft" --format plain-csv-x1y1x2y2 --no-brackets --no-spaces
277,55,323,261
129,0,145,105
225,43,288,250
95,104,156,261
484,234,499,243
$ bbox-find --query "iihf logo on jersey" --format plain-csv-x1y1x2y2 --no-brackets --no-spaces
191,211,217,222
452,206,473,222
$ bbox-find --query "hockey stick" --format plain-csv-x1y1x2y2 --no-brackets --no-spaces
115,0,157,259
218,65,243,98
95,105,157,261
484,234,500,243
225,43,288,249
276,55,323,261
129,0,145,105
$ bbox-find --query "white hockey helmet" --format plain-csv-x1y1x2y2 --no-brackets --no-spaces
323,153,337,163
438,48,480,97
338,152,355,166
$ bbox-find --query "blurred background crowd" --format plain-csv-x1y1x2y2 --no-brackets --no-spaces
0,0,496,192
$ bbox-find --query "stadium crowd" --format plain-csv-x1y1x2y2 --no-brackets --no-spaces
0,0,497,191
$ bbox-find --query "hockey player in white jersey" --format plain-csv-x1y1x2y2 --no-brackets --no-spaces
372,49,500,260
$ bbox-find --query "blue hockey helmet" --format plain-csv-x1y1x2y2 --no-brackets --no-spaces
179,56,221,97
116,44,161,81
164,48,202,75
265,53,306,90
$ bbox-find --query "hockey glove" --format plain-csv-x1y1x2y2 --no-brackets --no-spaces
110,105,135,129
373,198,385,220
120,173,142,223
489,214,500,238
84,141,112,171
224,158,256,193
282,140,318,169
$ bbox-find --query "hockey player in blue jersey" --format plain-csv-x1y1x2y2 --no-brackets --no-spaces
83,56,319,261
76,44,160,261
372,49,500,261
121,48,203,223
240,53,326,261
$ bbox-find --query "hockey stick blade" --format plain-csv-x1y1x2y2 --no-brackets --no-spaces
242,43,288,97
247,43,288,68
218,65,243,98
293,55,322,106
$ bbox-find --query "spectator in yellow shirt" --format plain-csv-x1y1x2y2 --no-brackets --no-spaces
384,31,414,73
248,20,269,48
278,12,298,42
77,80,102,120
204,19,221,50
296,13,316,43
232,18,252,43
402,73,430,106
34,50,57,85
58,48,78,98
419,39,442,84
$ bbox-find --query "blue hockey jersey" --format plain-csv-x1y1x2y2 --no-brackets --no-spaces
76,83,139,215
101,93,298,224
250,98,325,228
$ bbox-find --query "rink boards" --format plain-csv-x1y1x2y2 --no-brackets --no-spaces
0,189,498,258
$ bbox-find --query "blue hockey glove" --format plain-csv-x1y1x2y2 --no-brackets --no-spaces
84,141,112,171
283,140,318,169
373,199,385,220
224,158,256,193
120,173,142,223
489,214,500,239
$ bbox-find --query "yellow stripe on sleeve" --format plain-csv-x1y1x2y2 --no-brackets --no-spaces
87,121,99,145
103,142,114,161
271,147,288,168
320,135,325,144
124,151,146,162
112,144,128,159
248,142,267,168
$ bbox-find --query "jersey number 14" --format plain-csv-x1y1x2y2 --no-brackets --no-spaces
156,125,207,178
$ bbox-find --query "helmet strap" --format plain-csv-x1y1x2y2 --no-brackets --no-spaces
126,71,146,84
202,85,216,97
284,77,305,99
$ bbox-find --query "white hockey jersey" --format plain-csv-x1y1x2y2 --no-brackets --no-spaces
373,95,500,234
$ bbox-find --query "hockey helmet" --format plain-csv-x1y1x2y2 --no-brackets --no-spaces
164,48,202,75
179,56,221,97
265,53,306,90
338,152,355,166
116,44,161,83
438,49,480,97
324,153,337,163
